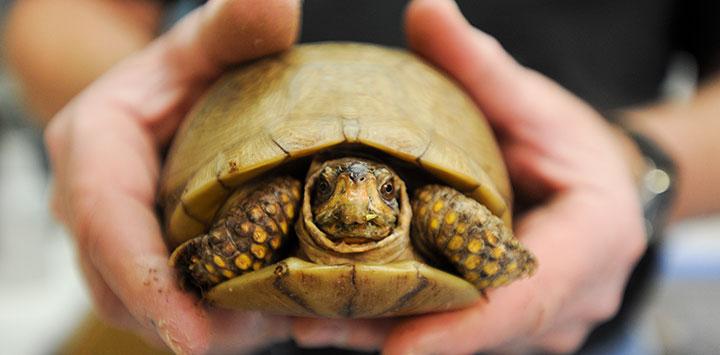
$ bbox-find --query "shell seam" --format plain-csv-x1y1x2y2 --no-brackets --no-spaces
376,264,429,316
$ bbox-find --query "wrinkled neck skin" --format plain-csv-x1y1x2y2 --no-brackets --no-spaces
296,157,415,264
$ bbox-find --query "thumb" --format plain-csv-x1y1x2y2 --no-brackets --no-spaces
79,0,302,144
404,0,586,137
161,0,301,77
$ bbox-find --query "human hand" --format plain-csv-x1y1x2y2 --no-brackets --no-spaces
45,1,300,353
293,0,647,353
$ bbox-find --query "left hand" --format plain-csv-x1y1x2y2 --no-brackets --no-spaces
44,1,300,353
292,0,647,353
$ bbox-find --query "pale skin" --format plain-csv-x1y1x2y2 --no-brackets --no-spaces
6,0,720,354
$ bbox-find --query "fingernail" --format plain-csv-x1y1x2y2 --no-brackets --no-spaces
156,320,191,355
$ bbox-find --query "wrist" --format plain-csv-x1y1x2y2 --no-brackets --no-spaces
610,121,677,242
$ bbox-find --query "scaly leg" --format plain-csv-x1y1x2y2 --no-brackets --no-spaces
411,185,536,291
171,176,302,290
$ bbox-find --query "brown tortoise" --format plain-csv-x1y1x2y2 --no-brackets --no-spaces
161,43,536,318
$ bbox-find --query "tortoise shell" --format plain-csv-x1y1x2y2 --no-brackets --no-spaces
160,42,512,317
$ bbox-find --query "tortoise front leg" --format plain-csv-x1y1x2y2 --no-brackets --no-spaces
171,176,302,291
411,185,536,291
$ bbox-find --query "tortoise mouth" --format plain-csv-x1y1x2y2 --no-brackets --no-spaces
318,222,394,243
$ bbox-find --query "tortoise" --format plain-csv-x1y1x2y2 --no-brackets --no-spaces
161,42,536,318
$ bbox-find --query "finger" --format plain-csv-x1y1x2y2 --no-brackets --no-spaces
404,0,598,138
405,0,633,192
60,98,208,354
292,318,394,351
404,0,612,197
76,252,138,330
77,180,210,354
208,310,291,354
72,0,301,144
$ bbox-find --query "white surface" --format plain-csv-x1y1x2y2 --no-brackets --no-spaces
0,131,90,355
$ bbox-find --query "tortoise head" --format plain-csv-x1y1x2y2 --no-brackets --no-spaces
297,156,414,264
311,158,400,244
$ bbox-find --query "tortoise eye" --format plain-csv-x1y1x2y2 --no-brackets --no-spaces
380,181,395,200
315,178,332,201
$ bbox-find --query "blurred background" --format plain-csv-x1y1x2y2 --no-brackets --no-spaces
0,1,719,354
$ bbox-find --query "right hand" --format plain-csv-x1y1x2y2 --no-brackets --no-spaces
45,1,300,353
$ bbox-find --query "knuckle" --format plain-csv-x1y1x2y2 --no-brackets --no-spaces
476,33,507,64
589,292,623,323
539,329,588,354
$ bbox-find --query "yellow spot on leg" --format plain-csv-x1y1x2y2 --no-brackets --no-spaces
204,263,216,274
484,230,499,246
252,261,263,271
253,228,268,243
264,204,277,215
464,255,481,270
212,255,227,268
234,254,252,270
444,212,457,225
270,237,282,250
251,244,267,259
455,223,467,234
467,239,485,253
483,262,499,276
284,204,295,219
250,207,263,221
491,246,505,259
448,235,464,250
241,222,252,234
280,193,290,203
432,201,444,212
429,218,440,230
279,221,288,234
222,269,236,278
